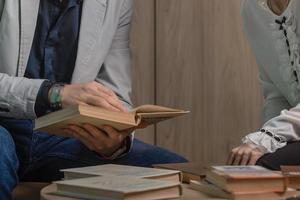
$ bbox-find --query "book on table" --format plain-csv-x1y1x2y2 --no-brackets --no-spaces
281,165,300,189
54,175,182,200
189,180,298,200
153,162,205,183
205,166,286,193
34,104,189,135
61,164,182,183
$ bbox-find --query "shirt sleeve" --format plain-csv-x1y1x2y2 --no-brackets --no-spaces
242,104,300,153
95,0,134,158
34,80,53,117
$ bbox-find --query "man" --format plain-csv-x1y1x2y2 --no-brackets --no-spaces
0,0,187,199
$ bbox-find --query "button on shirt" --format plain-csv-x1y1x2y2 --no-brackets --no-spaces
25,0,82,83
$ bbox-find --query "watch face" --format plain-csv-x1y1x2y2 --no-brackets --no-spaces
49,84,65,111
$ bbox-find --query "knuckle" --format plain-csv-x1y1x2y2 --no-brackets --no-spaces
106,142,115,149
237,152,243,157
244,150,251,155
118,135,124,142
95,145,104,152
232,148,239,153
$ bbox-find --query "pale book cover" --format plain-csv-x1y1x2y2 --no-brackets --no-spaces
61,164,181,183
54,176,182,200
281,165,300,189
34,104,189,135
210,166,283,179
206,166,286,193
189,180,298,200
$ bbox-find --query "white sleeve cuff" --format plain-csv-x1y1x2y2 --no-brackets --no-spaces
242,131,287,153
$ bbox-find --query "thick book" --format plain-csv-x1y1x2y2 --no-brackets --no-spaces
61,164,181,183
206,166,286,193
281,165,300,189
34,104,189,135
189,180,298,200
54,176,182,200
153,162,205,183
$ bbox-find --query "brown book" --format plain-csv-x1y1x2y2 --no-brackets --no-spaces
281,165,300,189
153,163,205,183
54,176,182,200
61,164,181,183
189,180,298,200
34,104,189,135
206,166,286,193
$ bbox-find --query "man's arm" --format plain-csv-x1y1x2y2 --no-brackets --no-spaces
0,73,45,119
95,0,134,158
95,0,133,110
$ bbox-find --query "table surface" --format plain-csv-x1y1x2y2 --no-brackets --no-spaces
40,183,224,200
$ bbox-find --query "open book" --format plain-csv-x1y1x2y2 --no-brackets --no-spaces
34,104,189,135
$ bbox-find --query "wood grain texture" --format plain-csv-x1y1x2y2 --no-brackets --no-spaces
155,0,263,165
130,0,155,144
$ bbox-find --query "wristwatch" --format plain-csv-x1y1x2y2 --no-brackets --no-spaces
48,83,65,111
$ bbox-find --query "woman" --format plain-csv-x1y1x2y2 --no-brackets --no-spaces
228,0,300,169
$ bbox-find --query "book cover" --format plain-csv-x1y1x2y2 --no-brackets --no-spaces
61,164,181,183
210,165,283,179
189,180,298,200
281,165,300,189
206,166,286,193
54,176,182,200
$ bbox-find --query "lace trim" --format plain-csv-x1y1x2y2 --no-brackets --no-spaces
269,9,300,103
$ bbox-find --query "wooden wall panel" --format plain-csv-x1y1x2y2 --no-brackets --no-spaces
130,0,155,144
155,0,263,165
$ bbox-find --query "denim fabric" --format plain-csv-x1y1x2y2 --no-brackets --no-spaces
0,126,19,200
0,119,187,197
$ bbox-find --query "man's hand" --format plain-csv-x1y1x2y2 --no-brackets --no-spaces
64,124,134,157
61,81,127,112
227,143,265,165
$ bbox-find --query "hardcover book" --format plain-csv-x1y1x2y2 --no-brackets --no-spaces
189,180,297,200
206,166,286,193
34,104,189,135
54,176,182,200
61,164,181,183
281,165,300,189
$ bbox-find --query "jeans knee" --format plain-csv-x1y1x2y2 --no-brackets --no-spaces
0,126,16,158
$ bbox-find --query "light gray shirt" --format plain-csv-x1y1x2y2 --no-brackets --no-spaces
242,0,300,152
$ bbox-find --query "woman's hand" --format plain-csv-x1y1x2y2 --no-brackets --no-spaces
227,143,265,165
61,81,127,112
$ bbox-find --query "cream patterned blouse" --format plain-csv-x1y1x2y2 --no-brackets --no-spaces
241,0,300,152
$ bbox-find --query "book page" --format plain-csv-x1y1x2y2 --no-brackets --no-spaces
132,105,186,113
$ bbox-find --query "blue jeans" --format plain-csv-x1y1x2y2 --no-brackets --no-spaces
0,119,187,200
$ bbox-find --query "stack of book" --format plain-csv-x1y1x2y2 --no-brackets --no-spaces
153,162,205,183
281,165,300,190
51,164,183,200
189,165,298,200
